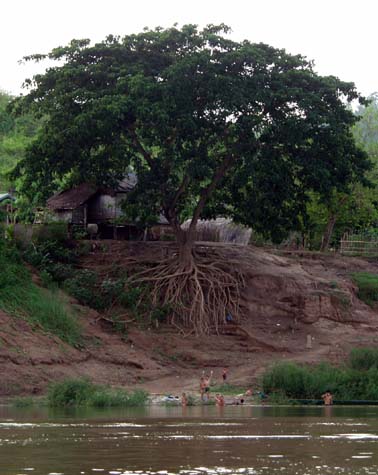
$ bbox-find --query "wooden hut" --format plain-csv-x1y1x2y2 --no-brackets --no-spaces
46,174,167,240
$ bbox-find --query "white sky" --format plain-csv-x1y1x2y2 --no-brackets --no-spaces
1,0,377,97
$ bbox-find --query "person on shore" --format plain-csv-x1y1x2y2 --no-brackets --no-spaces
215,393,225,406
200,376,206,401
245,388,253,397
257,391,268,404
222,368,228,383
200,370,213,401
321,390,333,405
181,392,188,406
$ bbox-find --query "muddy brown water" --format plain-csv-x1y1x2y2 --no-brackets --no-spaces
1,404,378,475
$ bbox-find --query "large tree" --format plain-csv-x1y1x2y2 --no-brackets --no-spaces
13,25,370,332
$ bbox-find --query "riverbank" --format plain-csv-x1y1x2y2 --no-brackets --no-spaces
2,242,378,396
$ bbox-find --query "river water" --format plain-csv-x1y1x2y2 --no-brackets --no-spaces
1,404,378,475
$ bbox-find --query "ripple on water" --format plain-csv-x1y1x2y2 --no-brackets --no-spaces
321,433,378,440
205,435,310,439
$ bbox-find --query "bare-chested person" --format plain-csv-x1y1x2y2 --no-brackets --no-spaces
200,370,213,401
215,393,225,406
181,392,188,406
321,390,333,405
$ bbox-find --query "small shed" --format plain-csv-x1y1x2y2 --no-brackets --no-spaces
45,175,167,240
46,183,97,226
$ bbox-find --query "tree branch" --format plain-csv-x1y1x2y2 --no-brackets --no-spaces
166,174,191,220
129,127,155,170
188,154,235,234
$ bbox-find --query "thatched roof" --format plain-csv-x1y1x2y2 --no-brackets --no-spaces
46,174,138,211
182,218,252,245
47,183,97,211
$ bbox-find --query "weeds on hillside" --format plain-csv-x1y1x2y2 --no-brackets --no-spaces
262,354,378,400
0,240,81,346
24,238,170,328
351,272,378,306
48,378,149,407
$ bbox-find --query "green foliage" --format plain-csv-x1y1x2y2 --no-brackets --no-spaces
211,384,245,395
48,378,94,406
14,26,369,243
262,356,378,400
351,272,378,305
47,378,148,407
0,239,81,346
304,94,378,250
12,397,35,408
24,237,166,326
349,347,378,370
0,90,41,192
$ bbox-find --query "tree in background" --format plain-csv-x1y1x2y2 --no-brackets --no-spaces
0,91,40,192
306,94,378,250
12,25,370,332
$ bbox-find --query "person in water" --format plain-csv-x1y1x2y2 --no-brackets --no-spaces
215,393,225,406
181,392,188,406
321,390,333,405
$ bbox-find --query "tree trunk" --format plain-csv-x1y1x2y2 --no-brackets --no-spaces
320,213,337,252
175,227,196,267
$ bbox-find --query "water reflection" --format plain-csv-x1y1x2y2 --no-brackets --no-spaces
1,405,378,474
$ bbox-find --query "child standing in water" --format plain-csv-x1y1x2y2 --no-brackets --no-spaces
215,393,225,406
181,392,188,406
321,390,333,405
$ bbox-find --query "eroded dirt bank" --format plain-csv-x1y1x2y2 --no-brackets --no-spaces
1,243,378,396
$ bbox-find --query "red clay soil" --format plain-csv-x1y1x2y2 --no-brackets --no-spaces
1,243,378,397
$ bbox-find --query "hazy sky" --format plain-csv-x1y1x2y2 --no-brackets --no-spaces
1,0,377,96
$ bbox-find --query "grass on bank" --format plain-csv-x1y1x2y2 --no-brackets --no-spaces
263,348,378,400
47,378,149,407
351,272,378,306
211,384,246,395
0,240,81,346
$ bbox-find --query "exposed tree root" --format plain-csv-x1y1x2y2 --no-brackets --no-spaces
129,244,246,335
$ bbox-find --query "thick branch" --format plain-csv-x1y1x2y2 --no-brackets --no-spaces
188,154,234,234
170,175,191,214
129,127,155,170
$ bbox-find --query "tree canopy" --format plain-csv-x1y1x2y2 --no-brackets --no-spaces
14,24,370,242
0,91,40,192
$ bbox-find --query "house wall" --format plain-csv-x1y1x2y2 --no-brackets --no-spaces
50,210,74,223
88,193,128,223
72,205,86,225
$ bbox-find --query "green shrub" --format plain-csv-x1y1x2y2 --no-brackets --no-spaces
64,269,99,307
48,378,95,406
48,379,149,407
34,223,68,244
351,272,378,305
262,362,306,398
13,396,35,408
262,355,378,401
349,347,378,370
